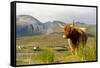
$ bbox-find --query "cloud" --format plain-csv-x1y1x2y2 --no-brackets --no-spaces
17,3,96,24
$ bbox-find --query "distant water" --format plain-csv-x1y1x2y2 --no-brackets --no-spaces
17,53,33,56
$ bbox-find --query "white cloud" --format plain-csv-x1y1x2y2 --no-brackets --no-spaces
17,3,96,24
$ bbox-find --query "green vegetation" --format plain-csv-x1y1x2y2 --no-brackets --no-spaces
74,38,96,61
78,37,96,61
16,25,96,65
16,32,97,65
38,49,55,63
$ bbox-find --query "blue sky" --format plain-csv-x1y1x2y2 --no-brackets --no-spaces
17,3,96,24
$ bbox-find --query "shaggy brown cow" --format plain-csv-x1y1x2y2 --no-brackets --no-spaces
59,22,87,52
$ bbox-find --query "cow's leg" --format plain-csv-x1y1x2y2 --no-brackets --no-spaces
67,39,75,54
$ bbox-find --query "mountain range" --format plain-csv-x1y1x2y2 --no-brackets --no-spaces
16,15,96,37
16,15,65,37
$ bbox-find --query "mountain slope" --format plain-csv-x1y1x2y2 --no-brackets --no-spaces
16,15,66,36
16,15,45,36
16,15,96,37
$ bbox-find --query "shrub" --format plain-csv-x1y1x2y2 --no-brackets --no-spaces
39,49,55,63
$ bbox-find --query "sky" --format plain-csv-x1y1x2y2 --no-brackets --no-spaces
16,3,96,24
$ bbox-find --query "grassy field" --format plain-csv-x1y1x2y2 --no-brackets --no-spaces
16,32,97,65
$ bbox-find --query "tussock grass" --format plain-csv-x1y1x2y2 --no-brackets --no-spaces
16,33,97,65
75,37,96,61
38,49,55,63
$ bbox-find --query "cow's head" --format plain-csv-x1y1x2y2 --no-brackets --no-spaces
59,22,86,39
58,22,75,39
63,23,75,39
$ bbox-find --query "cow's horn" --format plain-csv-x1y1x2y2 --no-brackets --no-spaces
80,27,86,32
58,23,64,28
70,20,75,27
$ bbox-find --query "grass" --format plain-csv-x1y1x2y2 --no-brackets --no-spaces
16,33,97,65
38,49,55,63
75,37,96,61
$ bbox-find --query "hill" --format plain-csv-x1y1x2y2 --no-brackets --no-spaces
16,15,96,37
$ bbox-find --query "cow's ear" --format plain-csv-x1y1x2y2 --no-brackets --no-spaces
70,23,75,27
70,24,74,27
